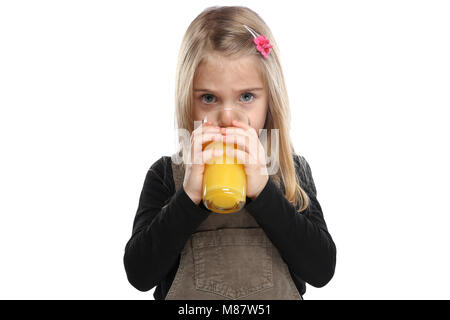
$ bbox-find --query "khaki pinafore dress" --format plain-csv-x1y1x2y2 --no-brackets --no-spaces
165,156,302,300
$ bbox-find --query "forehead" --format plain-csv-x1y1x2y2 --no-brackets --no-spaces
194,54,264,89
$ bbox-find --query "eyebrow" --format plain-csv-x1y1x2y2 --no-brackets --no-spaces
194,87,264,92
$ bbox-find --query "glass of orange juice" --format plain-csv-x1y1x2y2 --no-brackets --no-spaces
202,108,249,214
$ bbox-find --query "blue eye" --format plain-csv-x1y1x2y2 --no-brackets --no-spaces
240,92,254,103
201,94,216,104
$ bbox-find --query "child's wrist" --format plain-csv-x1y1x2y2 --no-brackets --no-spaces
183,187,201,205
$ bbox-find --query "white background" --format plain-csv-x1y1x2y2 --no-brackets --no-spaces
1,0,449,299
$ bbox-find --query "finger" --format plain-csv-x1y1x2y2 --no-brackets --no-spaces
191,125,221,153
201,132,224,145
202,147,224,165
221,126,256,139
222,133,249,153
191,132,223,164
230,120,259,137
193,123,221,136
223,133,264,159
185,123,220,165
231,120,259,139
192,120,220,135
223,147,255,165
231,119,251,130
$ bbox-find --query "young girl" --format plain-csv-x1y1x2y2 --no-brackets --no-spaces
124,5,336,300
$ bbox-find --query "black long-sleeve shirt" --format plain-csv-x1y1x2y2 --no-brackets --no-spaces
123,154,336,299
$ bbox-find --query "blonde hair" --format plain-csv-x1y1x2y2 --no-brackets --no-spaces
173,5,310,212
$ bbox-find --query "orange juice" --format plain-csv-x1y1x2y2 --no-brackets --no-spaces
202,141,247,214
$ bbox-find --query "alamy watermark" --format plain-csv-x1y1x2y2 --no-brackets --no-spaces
171,121,280,175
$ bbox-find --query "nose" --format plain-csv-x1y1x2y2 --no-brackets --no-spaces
217,107,234,127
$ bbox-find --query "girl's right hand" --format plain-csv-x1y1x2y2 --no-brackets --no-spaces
182,121,224,205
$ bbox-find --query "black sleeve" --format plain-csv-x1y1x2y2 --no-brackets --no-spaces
123,156,210,291
244,155,336,288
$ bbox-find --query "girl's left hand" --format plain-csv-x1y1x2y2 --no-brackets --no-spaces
221,120,269,200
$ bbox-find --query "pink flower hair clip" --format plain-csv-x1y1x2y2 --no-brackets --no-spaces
243,24,273,59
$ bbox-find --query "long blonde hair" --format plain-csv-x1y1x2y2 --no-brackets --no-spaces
173,5,310,212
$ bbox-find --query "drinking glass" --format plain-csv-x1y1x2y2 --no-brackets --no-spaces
201,108,250,214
